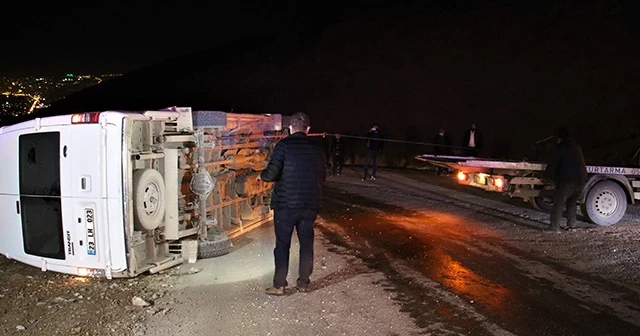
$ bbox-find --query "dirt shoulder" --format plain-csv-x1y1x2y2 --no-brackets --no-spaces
0,255,162,335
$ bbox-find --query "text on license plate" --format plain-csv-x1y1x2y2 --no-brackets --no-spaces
85,208,96,255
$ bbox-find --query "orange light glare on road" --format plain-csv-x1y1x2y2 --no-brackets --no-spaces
457,171,468,181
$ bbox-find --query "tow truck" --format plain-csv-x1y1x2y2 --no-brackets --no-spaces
415,154,640,226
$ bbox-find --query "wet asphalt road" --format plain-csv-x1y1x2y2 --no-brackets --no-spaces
318,170,640,336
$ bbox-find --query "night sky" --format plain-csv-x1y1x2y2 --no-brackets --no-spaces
2,0,600,76
1,0,332,76
2,1,640,166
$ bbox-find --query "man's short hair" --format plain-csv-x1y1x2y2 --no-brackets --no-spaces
290,112,311,130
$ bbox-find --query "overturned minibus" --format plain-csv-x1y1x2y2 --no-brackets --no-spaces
0,108,286,278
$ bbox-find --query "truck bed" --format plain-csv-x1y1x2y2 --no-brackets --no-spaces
416,154,640,176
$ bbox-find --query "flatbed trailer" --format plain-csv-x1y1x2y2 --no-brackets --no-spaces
415,154,640,226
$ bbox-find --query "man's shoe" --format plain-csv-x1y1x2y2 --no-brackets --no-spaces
543,226,562,234
294,286,310,293
370,176,377,180
265,286,286,296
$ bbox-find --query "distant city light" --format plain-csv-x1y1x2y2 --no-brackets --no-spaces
1,73,121,116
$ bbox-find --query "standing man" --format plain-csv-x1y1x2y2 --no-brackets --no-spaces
259,112,326,295
363,123,384,180
432,127,453,175
543,126,588,232
462,122,483,157
330,133,345,176
433,127,453,156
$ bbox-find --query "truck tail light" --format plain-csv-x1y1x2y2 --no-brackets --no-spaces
71,112,101,124
457,171,468,181
494,177,504,189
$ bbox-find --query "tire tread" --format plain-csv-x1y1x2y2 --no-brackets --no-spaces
197,235,233,259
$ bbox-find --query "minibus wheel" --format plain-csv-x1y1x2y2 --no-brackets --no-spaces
198,228,233,258
133,169,166,230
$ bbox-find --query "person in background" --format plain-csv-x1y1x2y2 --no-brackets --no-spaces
543,126,588,232
462,122,483,157
329,133,345,176
432,127,453,175
433,128,453,156
258,112,326,295
363,123,384,180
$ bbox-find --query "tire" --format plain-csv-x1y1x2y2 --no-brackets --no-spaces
197,233,233,259
132,169,166,231
581,181,627,226
531,196,554,213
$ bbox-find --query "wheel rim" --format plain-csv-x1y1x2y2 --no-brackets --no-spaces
592,190,619,217
142,182,161,215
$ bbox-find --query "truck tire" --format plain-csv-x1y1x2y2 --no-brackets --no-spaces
581,180,627,226
531,196,554,213
133,169,166,231
197,233,233,259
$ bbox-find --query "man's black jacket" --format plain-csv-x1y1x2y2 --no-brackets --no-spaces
260,132,326,210
432,133,453,155
543,138,588,184
330,137,345,156
463,129,483,149
366,129,384,151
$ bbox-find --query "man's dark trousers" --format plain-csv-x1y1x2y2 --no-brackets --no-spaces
551,182,584,229
464,147,479,157
332,154,344,175
273,208,318,288
363,150,379,178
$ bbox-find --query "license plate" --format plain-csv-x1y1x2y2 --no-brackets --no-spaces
85,208,96,255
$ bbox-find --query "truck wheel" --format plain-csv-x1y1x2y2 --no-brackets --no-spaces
581,181,627,226
197,233,233,259
133,169,166,231
531,196,554,213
